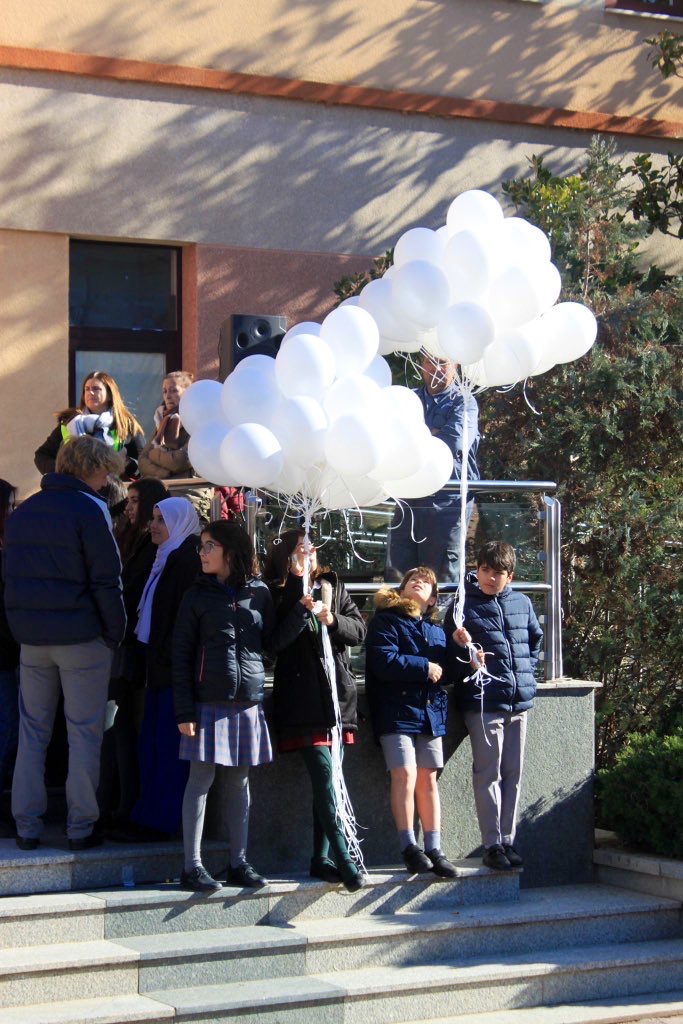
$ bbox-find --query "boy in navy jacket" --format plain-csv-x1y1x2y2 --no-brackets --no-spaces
445,541,543,871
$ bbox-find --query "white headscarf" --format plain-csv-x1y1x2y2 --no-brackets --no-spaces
135,497,200,644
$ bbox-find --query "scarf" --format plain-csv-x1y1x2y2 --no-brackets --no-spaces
135,497,200,644
66,409,116,446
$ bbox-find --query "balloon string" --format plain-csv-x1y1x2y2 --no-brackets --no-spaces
453,378,472,631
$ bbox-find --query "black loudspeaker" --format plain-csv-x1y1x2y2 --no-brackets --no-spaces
219,314,288,380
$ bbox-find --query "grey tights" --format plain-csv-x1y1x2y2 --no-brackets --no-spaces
182,761,250,870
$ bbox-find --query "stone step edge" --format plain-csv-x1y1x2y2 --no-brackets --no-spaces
0,992,174,1024
593,847,683,885
1,889,679,972
147,937,683,1012
402,988,683,1024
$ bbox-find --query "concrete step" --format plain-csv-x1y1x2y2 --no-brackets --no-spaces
0,993,174,1023
403,990,683,1023
148,938,683,1023
0,885,678,1012
0,866,520,947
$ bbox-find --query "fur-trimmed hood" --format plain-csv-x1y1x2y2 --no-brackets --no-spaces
374,586,436,620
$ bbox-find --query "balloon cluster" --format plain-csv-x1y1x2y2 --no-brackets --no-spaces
179,307,454,510
355,189,597,384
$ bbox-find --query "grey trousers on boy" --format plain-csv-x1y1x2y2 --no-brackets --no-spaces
12,639,112,841
463,709,528,850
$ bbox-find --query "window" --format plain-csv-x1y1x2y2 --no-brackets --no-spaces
69,241,182,435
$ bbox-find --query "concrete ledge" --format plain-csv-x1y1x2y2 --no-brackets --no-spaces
594,847,683,904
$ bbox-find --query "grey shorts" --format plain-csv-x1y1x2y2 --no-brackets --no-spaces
379,732,444,771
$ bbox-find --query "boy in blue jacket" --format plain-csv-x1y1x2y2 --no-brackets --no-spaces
445,541,543,871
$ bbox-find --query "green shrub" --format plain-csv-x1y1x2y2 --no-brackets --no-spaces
597,727,683,857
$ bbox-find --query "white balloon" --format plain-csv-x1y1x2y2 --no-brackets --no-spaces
270,396,329,467
338,296,360,308
322,374,382,422
534,261,562,313
418,329,450,361
324,412,384,477
282,321,321,343
359,278,417,344
364,354,393,388
269,460,306,496
386,435,454,499
230,354,277,379
539,302,598,364
498,217,552,264
447,190,504,236
221,359,280,429
320,305,379,377
482,329,542,387
489,264,543,330
187,420,237,485
392,260,451,329
179,380,225,436
437,302,496,365
393,227,445,268
380,385,425,423
443,229,497,303
323,474,389,511
368,419,430,482
275,333,336,398
220,423,283,488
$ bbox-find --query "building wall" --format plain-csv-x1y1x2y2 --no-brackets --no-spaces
0,230,68,497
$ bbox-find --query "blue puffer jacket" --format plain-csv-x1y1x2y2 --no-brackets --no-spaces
3,473,125,647
365,588,448,741
444,575,544,713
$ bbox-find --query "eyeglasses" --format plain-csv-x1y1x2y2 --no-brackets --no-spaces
197,541,221,554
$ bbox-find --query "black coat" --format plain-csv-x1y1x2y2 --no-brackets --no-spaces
172,575,302,723
4,473,126,648
268,571,366,737
34,420,144,478
145,536,201,690
0,553,19,671
110,532,157,695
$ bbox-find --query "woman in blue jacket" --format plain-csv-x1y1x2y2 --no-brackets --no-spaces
172,521,298,892
365,567,457,878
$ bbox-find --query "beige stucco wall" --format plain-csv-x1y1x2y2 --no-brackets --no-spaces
0,230,68,498
0,0,680,122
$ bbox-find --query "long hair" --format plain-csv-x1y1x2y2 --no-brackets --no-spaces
78,370,143,442
116,478,169,561
201,521,260,588
262,528,328,588
0,479,17,547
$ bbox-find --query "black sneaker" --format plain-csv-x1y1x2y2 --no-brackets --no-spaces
15,836,40,851
402,843,433,874
503,844,523,867
310,858,343,884
180,866,222,892
426,848,458,878
342,869,367,893
482,844,513,871
68,832,104,851
226,862,268,889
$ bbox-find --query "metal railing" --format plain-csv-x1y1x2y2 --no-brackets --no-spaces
166,476,563,681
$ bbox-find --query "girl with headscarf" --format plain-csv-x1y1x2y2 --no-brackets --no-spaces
130,497,201,837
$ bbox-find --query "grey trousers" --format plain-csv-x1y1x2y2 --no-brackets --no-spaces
463,709,528,850
12,639,112,840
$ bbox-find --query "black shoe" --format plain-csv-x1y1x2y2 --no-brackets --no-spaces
342,869,367,893
426,848,458,878
310,858,343,884
15,836,39,851
68,832,104,851
180,866,222,892
226,862,268,889
482,844,513,870
503,843,523,867
402,843,433,874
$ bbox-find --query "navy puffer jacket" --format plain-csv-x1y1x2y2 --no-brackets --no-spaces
444,575,543,713
4,473,125,648
365,588,448,741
